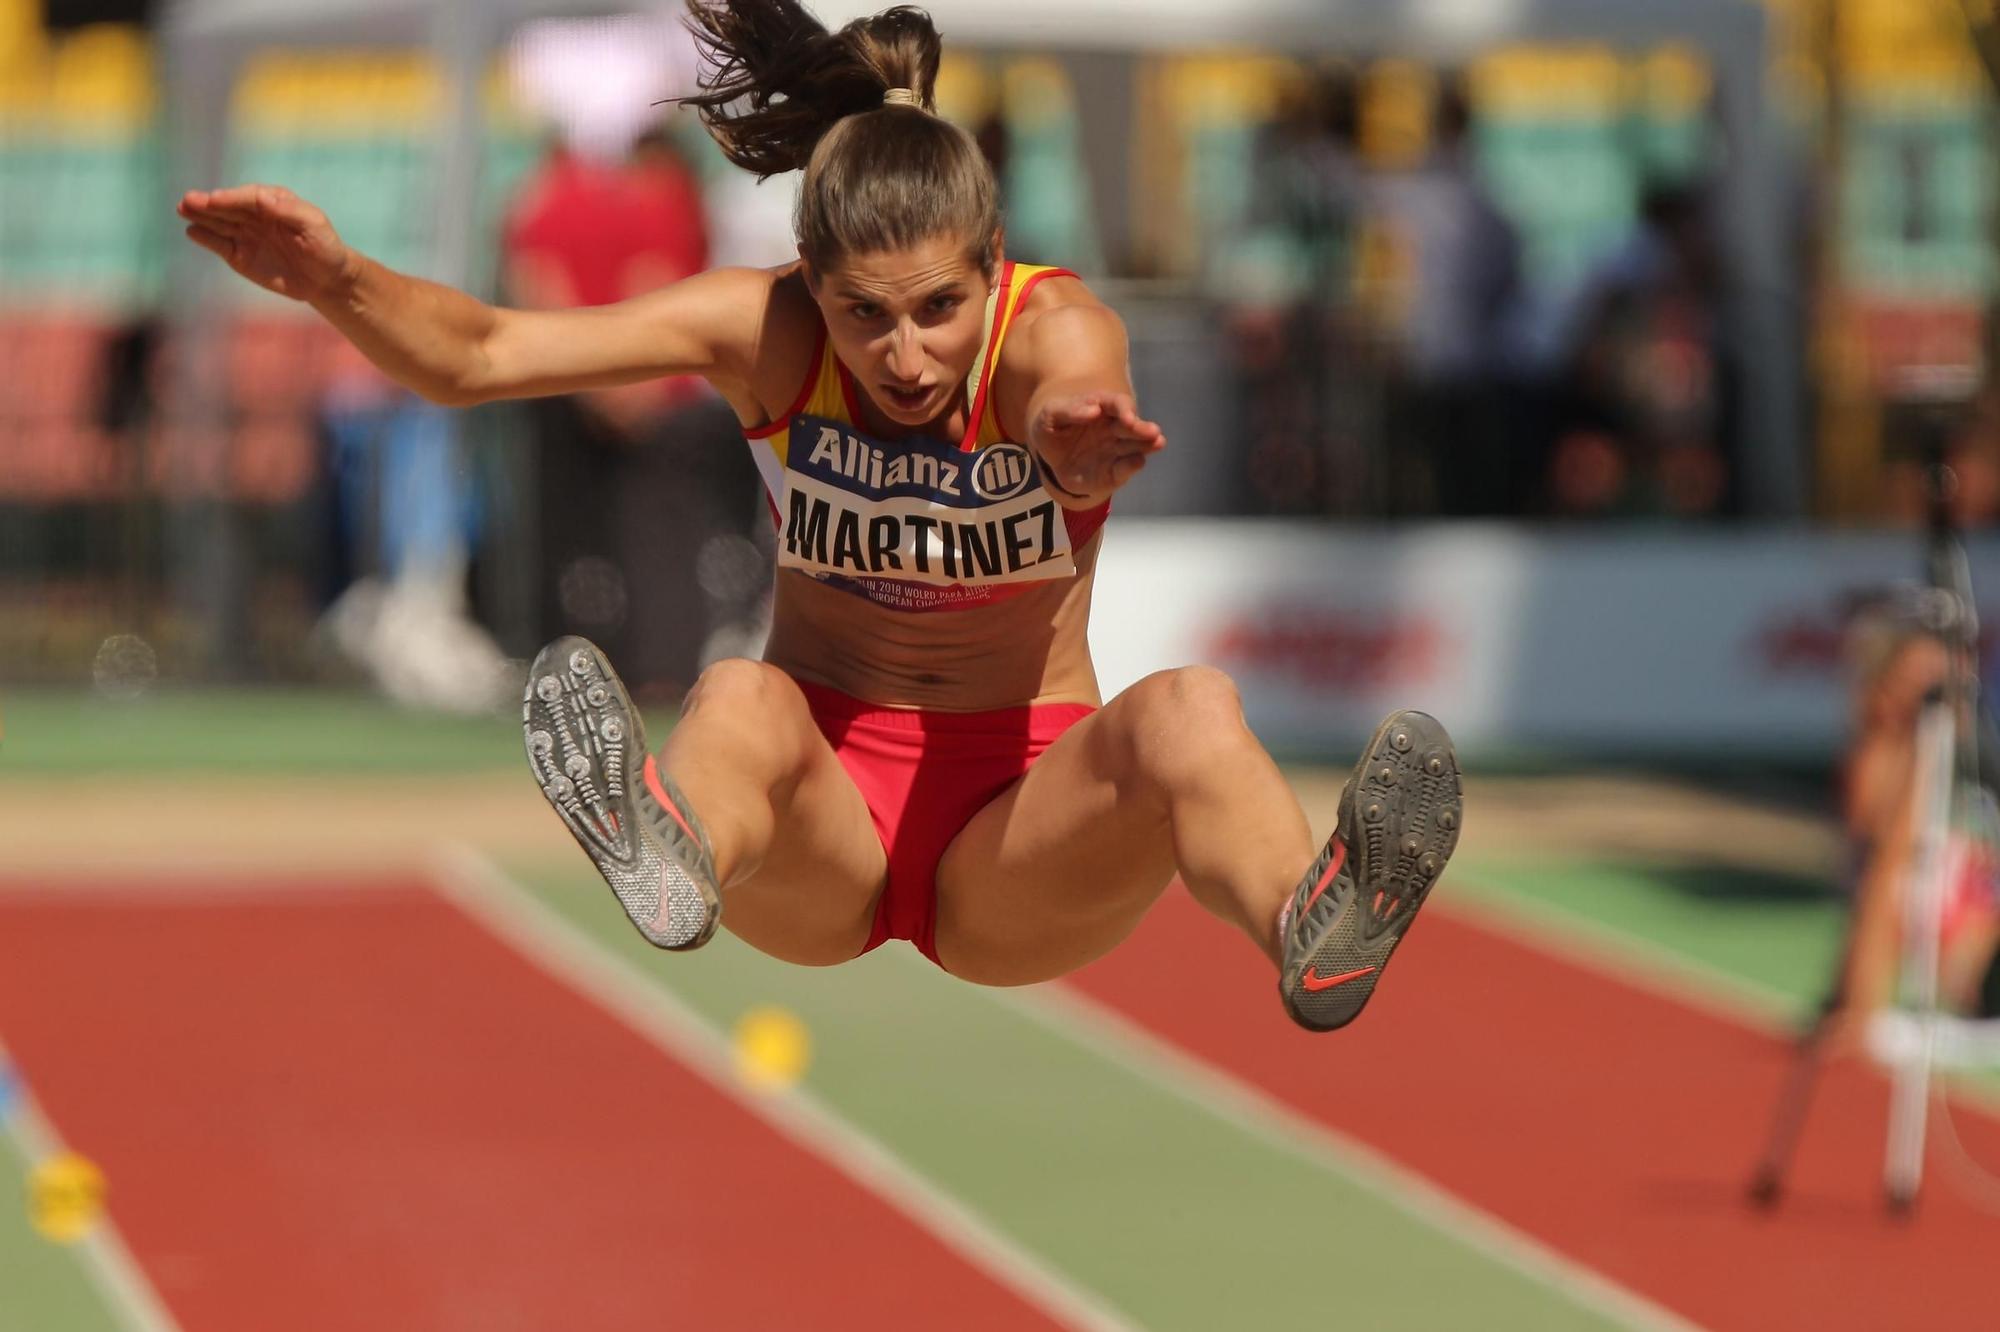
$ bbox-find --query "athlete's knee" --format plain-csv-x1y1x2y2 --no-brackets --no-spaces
1125,665,1245,733
679,660,817,759
1114,666,1256,786
685,659,803,723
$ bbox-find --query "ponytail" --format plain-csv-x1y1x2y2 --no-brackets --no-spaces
680,0,999,273
681,0,940,178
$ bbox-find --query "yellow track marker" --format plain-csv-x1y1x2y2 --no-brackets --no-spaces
732,1005,812,1093
28,1151,107,1244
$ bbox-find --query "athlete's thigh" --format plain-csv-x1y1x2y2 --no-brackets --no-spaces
669,664,888,965
723,774,886,966
932,699,1176,985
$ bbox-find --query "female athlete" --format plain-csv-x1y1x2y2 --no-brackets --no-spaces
177,0,1462,1030
1829,605,2000,1034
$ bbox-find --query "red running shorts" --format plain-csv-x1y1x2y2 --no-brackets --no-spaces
793,679,1095,968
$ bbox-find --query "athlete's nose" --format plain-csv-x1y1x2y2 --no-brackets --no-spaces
886,320,924,382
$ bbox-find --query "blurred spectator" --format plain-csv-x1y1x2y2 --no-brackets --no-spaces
1214,66,1373,515
504,124,766,698
1880,391,2000,530
1366,76,1525,518
44,0,153,28
1825,594,2000,1041
1551,179,1733,520
315,341,512,714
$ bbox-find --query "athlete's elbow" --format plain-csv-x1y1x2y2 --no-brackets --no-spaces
429,348,506,408
413,377,486,409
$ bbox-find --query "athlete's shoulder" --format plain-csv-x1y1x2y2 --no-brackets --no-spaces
998,268,1126,379
1013,264,1100,322
738,264,829,424
761,261,814,314
986,267,1127,445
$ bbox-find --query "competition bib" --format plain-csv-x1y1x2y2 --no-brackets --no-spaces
777,415,1076,612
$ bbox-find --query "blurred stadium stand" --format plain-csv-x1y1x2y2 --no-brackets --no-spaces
1,0,1997,691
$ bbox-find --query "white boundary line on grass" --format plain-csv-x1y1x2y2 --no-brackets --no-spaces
1441,877,1800,1033
1441,877,2000,1120
427,844,1140,1332
973,978,1710,1332
0,1040,184,1332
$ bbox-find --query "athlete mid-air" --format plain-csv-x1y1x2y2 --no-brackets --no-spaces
178,0,1461,1029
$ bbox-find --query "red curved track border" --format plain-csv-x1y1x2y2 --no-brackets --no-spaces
1069,888,2000,1332
0,876,1064,1331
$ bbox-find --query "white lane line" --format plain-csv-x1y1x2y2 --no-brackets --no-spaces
427,844,1141,1332
0,877,416,904
980,978,1709,1332
1442,878,2000,1114
0,1040,185,1332
1441,875,1800,1031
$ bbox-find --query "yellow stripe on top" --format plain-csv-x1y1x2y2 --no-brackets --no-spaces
970,263,1076,449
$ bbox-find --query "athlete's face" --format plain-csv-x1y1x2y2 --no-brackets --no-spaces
809,235,996,431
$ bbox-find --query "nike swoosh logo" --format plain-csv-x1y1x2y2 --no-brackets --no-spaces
1301,839,1348,917
642,755,702,847
1301,965,1377,992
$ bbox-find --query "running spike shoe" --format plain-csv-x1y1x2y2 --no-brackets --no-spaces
1279,710,1461,1031
523,635,721,950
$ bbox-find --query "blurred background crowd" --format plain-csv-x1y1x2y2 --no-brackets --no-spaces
5,0,2000,708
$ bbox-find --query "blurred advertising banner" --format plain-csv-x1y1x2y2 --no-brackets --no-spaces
1089,523,2000,758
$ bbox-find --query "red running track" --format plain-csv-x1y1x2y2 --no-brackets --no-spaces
0,878,1065,1332
1069,888,2000,1332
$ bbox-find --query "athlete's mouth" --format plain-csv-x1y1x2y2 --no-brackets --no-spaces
882,384,933,413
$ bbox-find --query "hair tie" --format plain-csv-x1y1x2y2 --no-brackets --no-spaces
882,87,921,107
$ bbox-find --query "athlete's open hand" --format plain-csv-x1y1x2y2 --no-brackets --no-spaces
1028,391,1165,505
177,185,358,305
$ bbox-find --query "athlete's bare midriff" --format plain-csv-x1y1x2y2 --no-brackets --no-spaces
721,266,1107,714
763,532,1103,711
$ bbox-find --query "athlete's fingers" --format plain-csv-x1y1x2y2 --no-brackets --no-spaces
184,186,317,234
176,195,238,222
184,203,281,232
176,207,273,246
1093,423,1164,454
183,224,236,261
1078,392,1158,441
180,191,270,222
1045,398,1104,428
190,183,291,212
177,206,253,238
1110,436,1161,464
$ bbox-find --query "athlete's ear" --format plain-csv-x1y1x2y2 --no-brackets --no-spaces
797,248,818,293
984,227,1005,283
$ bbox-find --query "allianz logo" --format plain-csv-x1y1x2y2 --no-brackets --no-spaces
802,425,1034,504
970,442,1033,502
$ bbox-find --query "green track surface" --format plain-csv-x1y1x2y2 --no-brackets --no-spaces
506,856,1627,1332
0,1127,122,1332
0,689,674,777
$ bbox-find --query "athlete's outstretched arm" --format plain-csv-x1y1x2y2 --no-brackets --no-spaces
177,183,766,407
999,300,1166,509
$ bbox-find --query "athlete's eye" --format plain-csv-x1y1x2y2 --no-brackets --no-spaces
926,294,962,314
849,303,884,321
